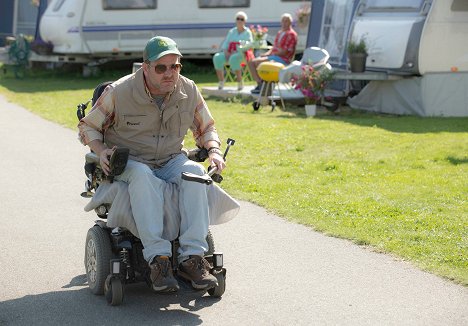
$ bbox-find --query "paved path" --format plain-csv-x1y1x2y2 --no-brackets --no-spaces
0,95,466,325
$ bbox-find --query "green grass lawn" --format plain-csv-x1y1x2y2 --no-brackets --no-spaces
1,64,467,285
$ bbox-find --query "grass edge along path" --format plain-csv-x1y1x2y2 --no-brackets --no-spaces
0,72,466,286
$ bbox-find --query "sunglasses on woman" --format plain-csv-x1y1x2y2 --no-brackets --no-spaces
150,63,183,74
236,17,245,21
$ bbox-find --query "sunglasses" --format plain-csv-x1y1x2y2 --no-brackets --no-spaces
236,17,245,21
151,63,182,74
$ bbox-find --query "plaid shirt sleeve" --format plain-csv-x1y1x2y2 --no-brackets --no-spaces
77,85,115,145
278,30,297,63
190,89,221,148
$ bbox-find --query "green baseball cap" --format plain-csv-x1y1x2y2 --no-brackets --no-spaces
143,36,182,62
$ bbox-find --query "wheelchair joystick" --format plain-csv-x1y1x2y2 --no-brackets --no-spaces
223,138,235,161
208,138,235,183
183,138,235,184
76,100,91,121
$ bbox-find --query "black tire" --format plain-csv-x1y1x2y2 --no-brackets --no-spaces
208,272,226,298
205,229,215,255
105,275,124,306
252,102,260,111
85,225,112,295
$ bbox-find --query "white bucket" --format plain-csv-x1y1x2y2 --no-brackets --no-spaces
305,104,317,117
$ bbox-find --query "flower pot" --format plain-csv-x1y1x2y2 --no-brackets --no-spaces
252,39,267,49
348,52,368,73
305,104,317,117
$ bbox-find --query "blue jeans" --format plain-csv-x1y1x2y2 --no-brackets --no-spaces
267,55,288,65
115,154,209,264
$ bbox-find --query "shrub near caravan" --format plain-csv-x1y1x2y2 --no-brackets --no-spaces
39,0,310,61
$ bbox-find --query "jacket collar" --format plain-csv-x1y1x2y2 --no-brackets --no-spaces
132,67,188,110
162,78,189,123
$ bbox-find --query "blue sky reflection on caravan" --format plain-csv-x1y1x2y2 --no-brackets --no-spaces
38,0,310,59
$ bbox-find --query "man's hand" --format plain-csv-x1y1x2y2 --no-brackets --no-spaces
99,146,116,176
208,152,226,173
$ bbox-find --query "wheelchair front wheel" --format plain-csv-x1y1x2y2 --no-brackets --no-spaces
85,226,112,295
208,271,226,298
105,275,124,306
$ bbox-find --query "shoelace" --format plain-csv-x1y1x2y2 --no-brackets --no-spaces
190,257,212,276
152,259,171,277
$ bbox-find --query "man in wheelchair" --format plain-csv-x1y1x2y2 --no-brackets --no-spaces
78,36,231,294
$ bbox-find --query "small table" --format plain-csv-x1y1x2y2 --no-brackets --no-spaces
239,41,271,57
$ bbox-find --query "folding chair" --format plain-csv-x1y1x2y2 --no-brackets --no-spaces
278,47,331,84
224,47,254,84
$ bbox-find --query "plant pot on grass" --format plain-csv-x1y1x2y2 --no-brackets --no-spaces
347,36,368,73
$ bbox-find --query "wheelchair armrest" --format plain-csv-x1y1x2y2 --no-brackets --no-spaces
181,172,213,185
187,147,209,162
85,152,100,165
84,147,129,177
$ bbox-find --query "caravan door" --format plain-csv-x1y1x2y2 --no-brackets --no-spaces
317,0,357,68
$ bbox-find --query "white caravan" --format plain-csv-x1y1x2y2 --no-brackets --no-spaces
342,0,468,116
39,0,310,61
349,0,468,75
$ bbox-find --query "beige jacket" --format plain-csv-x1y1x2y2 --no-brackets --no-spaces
79,68,220,168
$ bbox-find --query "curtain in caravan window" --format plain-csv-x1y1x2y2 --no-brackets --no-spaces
53,0,66,11
198,0,249,8
16,0,38,35
451,0,468,11
319,0,353,65
103,0,156,10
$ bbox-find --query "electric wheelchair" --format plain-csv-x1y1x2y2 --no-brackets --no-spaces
77,81,232,306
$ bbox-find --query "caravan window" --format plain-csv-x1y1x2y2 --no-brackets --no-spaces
103,0,157,10
452,0,468,11
53,0,66,12
198,0,250,8
365,0,424,12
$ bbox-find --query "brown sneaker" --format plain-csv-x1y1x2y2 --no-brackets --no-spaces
178,255,218,290
149,256,179,293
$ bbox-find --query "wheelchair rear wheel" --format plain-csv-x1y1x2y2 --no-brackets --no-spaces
85,226,112,295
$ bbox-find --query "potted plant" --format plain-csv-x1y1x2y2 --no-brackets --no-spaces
249,25,268,49
295,3,311,30
347,35,368,72
291,65,335,116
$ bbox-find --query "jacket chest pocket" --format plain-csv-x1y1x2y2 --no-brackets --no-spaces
120,114,151,135
167,111,193,137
